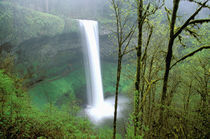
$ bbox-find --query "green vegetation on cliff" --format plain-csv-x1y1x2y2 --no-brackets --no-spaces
0,2,65,45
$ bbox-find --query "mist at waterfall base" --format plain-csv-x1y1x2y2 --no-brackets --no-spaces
79,20,128,124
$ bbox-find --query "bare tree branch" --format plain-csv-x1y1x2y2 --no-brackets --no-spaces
122,28,136,56
188,19,210,25
121,23,136,45
141,26,153,61
170,45,210,69
174,1,208,38
165,7,172,24
188,0,210,9
123,47,136,55
143,2,151,19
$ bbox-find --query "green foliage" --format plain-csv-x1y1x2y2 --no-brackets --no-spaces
102,61,134,95
0,1,65,45
63,18,79,33
0,69,114,138
126,125,144,139
29,66,86,108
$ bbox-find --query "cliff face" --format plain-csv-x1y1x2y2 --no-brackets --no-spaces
15,32,114,68
0,2,117,107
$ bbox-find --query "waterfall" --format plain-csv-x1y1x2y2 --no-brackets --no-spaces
79,20,127,124
79,20,104,107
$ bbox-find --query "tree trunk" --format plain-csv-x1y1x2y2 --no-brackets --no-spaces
159,0,180,133
134,0,143,136
113,54,122,139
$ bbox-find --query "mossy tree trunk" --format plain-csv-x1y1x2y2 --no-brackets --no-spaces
134,0,143,136
159,0,209,135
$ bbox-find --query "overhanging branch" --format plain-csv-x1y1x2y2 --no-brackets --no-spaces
170,45,210,69
189,0,210,9
188,19,210,25
173,1,208,38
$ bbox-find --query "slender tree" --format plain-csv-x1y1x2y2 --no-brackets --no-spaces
110,0,136,138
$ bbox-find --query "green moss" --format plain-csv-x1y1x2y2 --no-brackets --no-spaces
0,2,65,45
29,66,86,108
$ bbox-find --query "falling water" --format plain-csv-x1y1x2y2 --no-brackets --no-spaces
79,20,104,107
79,20,127,124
